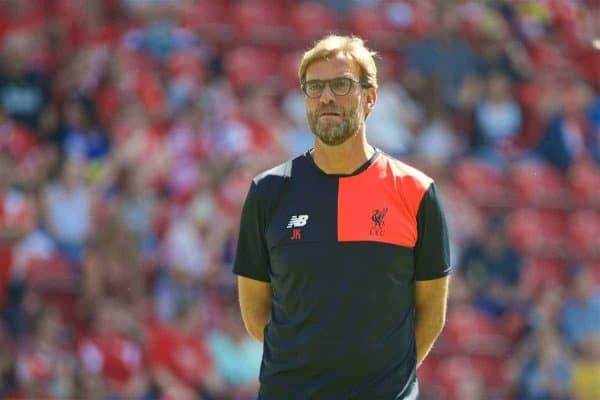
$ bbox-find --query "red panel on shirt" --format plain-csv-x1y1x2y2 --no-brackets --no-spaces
337,155,432,248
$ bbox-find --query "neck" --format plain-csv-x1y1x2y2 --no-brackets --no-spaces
311,128,374,175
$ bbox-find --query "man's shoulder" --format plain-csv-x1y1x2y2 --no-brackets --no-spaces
378,151,434,192
251,153,307,195
253,158,294,184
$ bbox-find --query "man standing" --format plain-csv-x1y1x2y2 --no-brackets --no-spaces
234,35,451,399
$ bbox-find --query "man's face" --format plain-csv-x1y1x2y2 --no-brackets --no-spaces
304,54,370,146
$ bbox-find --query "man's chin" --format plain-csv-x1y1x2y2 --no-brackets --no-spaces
315,132,353,146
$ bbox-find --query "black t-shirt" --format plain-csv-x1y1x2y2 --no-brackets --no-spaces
234,149,451,400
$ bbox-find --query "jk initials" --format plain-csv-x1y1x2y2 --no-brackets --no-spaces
290,229,302,240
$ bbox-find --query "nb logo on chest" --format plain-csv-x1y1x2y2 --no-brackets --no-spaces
287,214,309,228
287,214,308,240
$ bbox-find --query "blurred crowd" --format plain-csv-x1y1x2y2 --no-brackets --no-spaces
0,0,599,399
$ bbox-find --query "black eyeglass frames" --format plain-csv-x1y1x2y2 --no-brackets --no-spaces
301,77,370,98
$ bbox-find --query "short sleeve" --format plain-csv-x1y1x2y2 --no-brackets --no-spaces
414,183,451,281
233,181,271,282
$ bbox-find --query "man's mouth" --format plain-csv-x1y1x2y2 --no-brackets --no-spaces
320,112,341,117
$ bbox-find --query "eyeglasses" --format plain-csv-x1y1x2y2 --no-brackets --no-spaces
301,77,370,98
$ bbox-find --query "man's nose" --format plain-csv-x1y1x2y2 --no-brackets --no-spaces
319,84,335,104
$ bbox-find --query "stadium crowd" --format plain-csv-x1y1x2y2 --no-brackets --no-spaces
0,0,599,399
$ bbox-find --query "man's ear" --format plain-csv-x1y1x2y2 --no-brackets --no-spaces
366,87,377,110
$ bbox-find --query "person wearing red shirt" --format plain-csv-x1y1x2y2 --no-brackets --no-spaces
147,303,225,399
78,301,150,398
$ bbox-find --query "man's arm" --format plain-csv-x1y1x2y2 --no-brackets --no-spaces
238,276,272,343
414,275,449,367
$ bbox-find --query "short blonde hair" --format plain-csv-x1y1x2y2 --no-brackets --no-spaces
298,35,378,89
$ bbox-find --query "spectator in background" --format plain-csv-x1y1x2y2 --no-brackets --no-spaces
155,204,212,322
459,216,522,317
113,165,157,255
407,3,482,109
517,328,572,400
536,80,599,170
147,303,224,400
237,85,288,162
37,105,64,147
11,193,63,286
366,56,422,156
0,152,34,335
78,300,150,399
82,215,144,310
571,335,600,400
472,72,522,164
0,33,48,129
560,266,600,350
125,19,200,63
208,302,261,397
281,87,317,157
43,159,93,268
0,322,17,397
414,108,463,168
164,103,210,205
62,96,110,162
476,6,533,81
15,308,76,399
527,286,565,334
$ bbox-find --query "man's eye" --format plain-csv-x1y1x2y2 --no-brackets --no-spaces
307,82,323,91
331,79,349,91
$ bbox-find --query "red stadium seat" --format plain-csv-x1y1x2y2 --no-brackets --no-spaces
376,50,405,78
505,208,568,257
418,355,447,399
178,0,231,40
520,257,568,297
569,160,600,209
230,1,290,44
468,355,511,393
509,161,569,208
435,356,483,400
224,46,279,91
443,305,509,356
289,2,339,44
568,210,600,261
346,6,397,48
452,157,510,207
279,50,304,90
439,354,511,398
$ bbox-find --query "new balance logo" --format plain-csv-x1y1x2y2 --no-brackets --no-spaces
287,215,309,228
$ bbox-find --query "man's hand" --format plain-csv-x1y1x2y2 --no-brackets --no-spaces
238,276,272,343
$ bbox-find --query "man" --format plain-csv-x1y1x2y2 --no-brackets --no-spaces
234,35,451,399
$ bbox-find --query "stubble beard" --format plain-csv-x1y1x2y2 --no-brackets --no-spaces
308,106,364,146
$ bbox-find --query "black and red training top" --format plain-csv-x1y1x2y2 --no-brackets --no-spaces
234,148,451,400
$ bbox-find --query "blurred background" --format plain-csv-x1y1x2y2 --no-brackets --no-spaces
0,0,599,399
